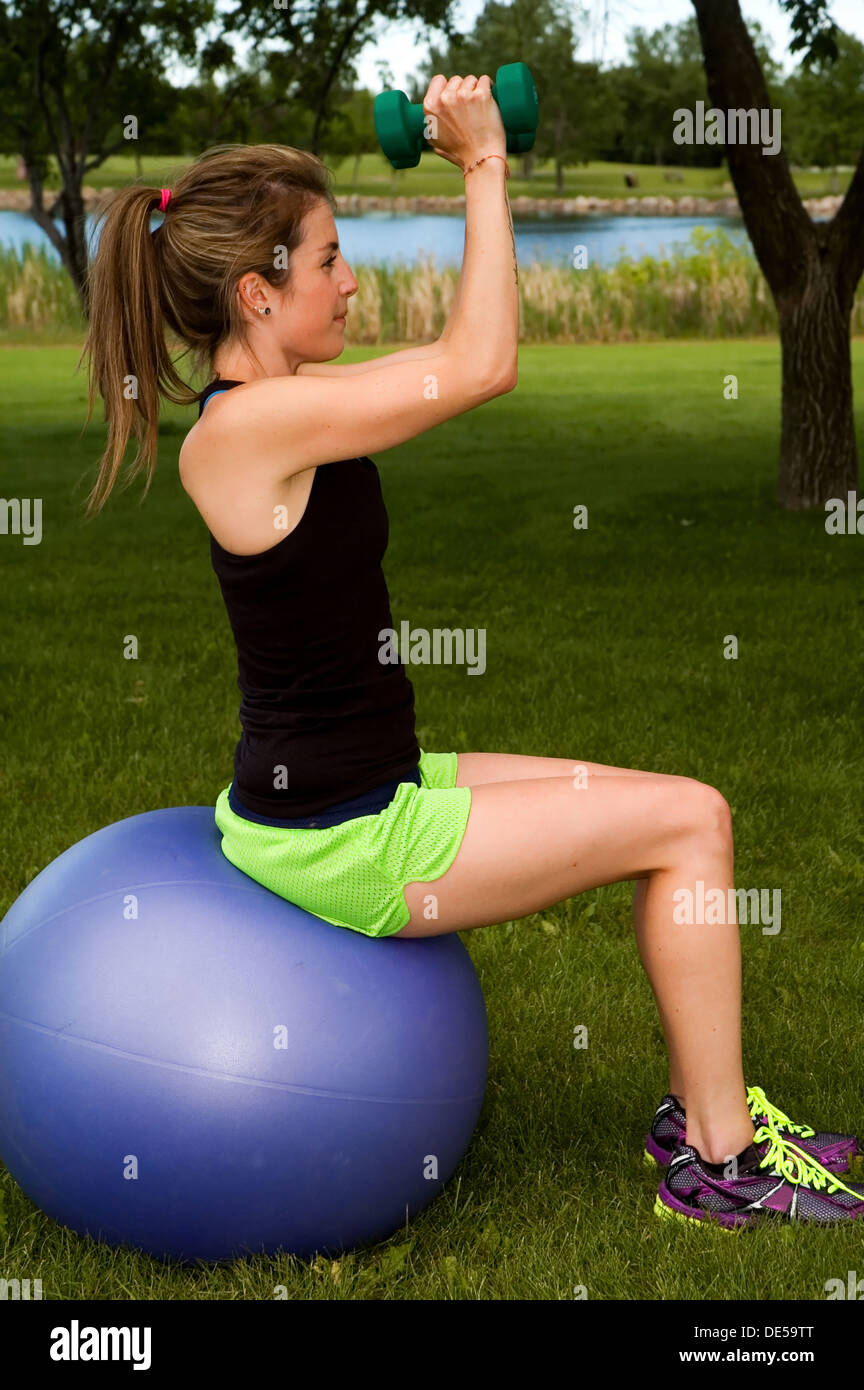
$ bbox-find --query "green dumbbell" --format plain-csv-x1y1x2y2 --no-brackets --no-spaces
375,62,538,170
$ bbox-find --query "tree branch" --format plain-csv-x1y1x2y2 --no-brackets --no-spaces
828,143,864,310
78,13,131,182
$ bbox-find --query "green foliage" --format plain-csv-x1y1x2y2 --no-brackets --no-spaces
782,29,864,168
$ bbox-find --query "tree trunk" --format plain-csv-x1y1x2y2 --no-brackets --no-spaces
777,275,857,508
58,187,91,312
20,165,90,315
554,107,566,193
691,0,864,509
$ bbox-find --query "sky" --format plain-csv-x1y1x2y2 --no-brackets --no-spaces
352,0,864,90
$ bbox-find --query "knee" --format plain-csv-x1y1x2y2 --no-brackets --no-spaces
679,780,733,847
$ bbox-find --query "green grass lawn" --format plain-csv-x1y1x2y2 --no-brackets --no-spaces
1,339,863,1300
0,152,852,202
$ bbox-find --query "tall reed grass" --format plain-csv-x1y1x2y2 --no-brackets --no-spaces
2,228,863,342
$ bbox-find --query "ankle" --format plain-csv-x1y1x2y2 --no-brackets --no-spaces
686,1117,756,1166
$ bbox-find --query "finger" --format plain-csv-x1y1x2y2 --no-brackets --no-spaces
424,75,449,104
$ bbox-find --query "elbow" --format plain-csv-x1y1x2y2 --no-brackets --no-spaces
472,368,516,404
480,359,517,396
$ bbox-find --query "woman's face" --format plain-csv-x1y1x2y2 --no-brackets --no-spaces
226,201,358,377
277,201,358,350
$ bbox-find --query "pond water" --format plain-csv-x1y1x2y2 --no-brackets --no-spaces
0,208,754,269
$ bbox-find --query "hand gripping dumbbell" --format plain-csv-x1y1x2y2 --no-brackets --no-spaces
374,62,539,170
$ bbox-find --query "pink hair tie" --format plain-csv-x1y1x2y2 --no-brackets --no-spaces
158,188,172,212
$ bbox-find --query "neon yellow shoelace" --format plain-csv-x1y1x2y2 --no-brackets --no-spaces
750,1122,863,1199
747,1084,815,1138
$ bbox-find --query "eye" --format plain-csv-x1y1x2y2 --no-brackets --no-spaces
324,254,337,267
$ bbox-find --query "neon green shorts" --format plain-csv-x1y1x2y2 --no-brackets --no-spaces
213,748,472,938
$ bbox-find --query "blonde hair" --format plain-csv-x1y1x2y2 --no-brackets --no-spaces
79,143,336,517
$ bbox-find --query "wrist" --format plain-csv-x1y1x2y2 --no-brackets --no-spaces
462,152,510,179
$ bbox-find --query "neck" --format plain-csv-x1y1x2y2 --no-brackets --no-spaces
211,340,300,382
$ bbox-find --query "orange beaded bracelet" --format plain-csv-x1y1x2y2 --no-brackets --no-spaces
462,153,511,179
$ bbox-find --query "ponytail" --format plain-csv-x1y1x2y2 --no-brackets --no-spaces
78,144,336,518
78,184,195,518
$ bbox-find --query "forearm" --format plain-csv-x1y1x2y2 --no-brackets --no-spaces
296,342,443,376
370,342,443,366
442,160,519,379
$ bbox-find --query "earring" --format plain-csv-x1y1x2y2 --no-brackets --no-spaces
256,305,271,316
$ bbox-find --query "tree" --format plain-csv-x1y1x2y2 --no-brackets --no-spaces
419,0,617,188
0,0,213,311
174,37,273,149
782,29,864,172
691,0,862,506
606,18,780,167
325,87,380,191
220,0,461,158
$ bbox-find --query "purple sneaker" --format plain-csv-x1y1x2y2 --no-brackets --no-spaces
655,1127,864,1227
645,1085,859,1175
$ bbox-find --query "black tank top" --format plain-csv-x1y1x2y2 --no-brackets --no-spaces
198,378,421,823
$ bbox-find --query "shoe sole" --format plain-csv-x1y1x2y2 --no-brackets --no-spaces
653,1192,739,1231
654,1188,864,1228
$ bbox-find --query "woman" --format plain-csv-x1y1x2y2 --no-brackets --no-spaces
81,74,863,1228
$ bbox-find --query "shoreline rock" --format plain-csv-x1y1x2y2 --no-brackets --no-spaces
0,186,844,219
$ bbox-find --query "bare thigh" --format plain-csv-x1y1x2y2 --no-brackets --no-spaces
396,757,728,938
453,750,664,787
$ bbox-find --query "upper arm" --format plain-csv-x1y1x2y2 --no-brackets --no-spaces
222,351,513,480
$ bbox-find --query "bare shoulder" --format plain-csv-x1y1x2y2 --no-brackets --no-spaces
178,386,311,556
179,379,288,487
180,381,264,466
180,375,313,471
